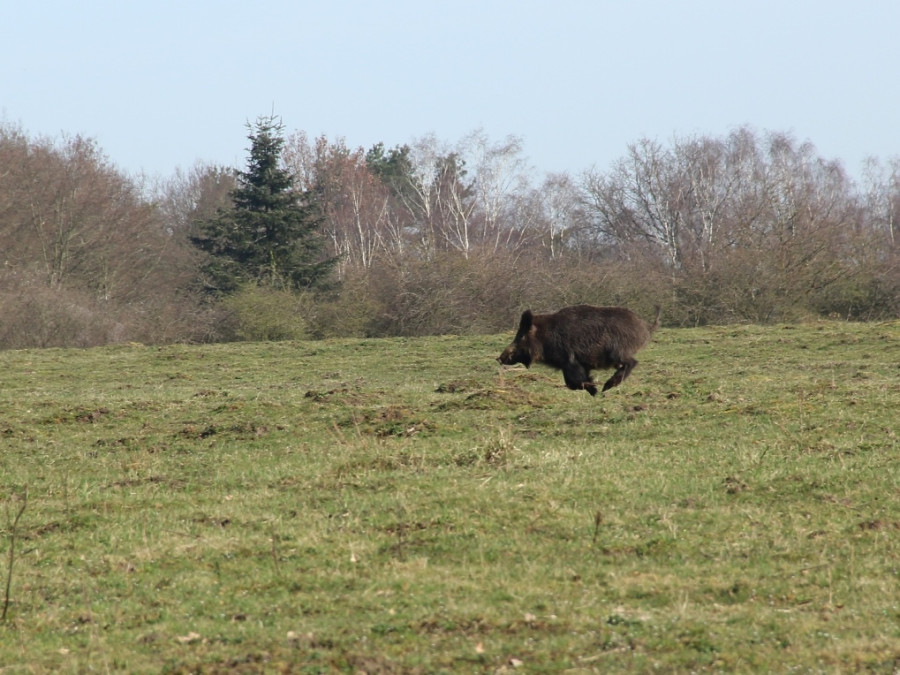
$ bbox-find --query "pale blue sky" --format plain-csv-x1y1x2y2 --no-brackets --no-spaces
3,1,898,180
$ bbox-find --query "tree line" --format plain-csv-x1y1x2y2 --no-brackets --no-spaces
1,118,897,349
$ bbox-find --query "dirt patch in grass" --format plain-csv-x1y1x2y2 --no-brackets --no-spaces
176,420,272,440
39,405,112,425
435,383,549,410
341,405,436,437
107,475,187,490
304,385,375,407
435,378,482,394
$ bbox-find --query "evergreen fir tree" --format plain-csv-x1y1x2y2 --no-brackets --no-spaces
191,115,335,294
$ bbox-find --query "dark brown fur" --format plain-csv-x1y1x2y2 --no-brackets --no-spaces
497,305,661,396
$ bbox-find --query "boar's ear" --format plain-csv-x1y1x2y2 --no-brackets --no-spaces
516,310,534,336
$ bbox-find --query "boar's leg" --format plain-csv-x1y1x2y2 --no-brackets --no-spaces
601,358,637,392
563,360,598,396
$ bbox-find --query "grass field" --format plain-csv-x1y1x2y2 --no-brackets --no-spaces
1,320,898,673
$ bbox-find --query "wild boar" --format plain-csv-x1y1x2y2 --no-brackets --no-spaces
498,304,661,395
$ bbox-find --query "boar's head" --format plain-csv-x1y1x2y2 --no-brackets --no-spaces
497,310,540,367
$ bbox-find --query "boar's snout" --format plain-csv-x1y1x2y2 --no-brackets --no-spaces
498,343,530,367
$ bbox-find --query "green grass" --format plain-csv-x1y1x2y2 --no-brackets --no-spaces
1,321,898,673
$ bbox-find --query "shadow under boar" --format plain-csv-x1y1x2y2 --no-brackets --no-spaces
497,304,661,396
